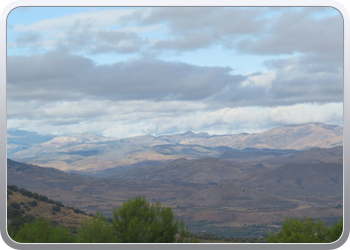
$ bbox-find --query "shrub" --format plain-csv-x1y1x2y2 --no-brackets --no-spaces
266,217,343,243
52,205,61,212
10,202,20,209
54,201,64,207
77,197,198,243
77,212,117,243
38,195,49,202
112,196,196,243
19,188,33,198
7,185,18,192
12,218,76,243
27,200,38,207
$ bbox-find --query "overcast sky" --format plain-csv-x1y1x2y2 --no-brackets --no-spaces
6,7,343,138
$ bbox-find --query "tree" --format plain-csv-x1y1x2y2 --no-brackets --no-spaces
12,218,76,243
111,196,181,243
328,218,343,242
109,196,198,243
77,211,117,243
266,216,343,243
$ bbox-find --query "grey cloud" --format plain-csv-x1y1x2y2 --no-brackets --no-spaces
7,50,94,82
12,7,343,57
136,7,343,56
7,50,343,108
209,51,343,107
143,7,264,35
60,19,148,54
7,51,244,102
139,7,266,51
236,9,343,55
15,32,40,46
153,32,216,51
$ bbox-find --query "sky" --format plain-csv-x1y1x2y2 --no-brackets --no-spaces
6,6,344,138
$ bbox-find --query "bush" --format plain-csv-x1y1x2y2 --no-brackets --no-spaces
77,196,198,243
329,219,343,242
77,212,117,243
12,218,76,243
19,188,33,198
7,185,18,192
27,200,38,207
52,205,61,212
266,217,343,243
54,201,64,207
38,195,49,202
10,202,20,209
112,196,196,243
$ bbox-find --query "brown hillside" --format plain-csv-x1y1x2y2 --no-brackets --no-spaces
7,187,92,230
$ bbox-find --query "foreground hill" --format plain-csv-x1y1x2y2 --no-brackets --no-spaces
7,185,91,232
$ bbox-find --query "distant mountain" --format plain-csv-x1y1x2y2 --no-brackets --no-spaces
7,130,55,158
7,123,343,175
172,123,342,150
7,129,55,145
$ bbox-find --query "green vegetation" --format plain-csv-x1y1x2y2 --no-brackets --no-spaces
27,200,38,207
266,216,343,243
77,211,118,243
12,218,76,243
52,205,61,212
7,185,343,244
8,191,198,243
111,196,187,243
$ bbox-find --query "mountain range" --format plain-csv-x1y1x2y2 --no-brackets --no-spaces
7,123,343,176
7,122,343,236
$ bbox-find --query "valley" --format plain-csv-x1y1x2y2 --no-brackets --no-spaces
6,123,343,237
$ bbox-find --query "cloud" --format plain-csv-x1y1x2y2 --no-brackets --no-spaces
7,51,244,102
236,8,343,55
15,32,40,46
10,7,343,58
7,7,343,136
13,8,139,32
7,101,343,137
7,49,343,108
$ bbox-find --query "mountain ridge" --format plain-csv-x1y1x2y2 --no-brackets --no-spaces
7,122,343,174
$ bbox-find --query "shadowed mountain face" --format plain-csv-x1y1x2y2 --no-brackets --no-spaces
7,123,343,175
112,147,343,199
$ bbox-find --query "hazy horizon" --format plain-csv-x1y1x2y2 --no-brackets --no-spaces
7,121,343,140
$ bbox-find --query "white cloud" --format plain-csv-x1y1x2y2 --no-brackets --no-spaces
7,99,343,137
241,71,276,87
13,8,140,32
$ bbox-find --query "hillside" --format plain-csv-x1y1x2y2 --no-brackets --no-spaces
235,162,343,199
7,158,343,237
7,185,92,232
